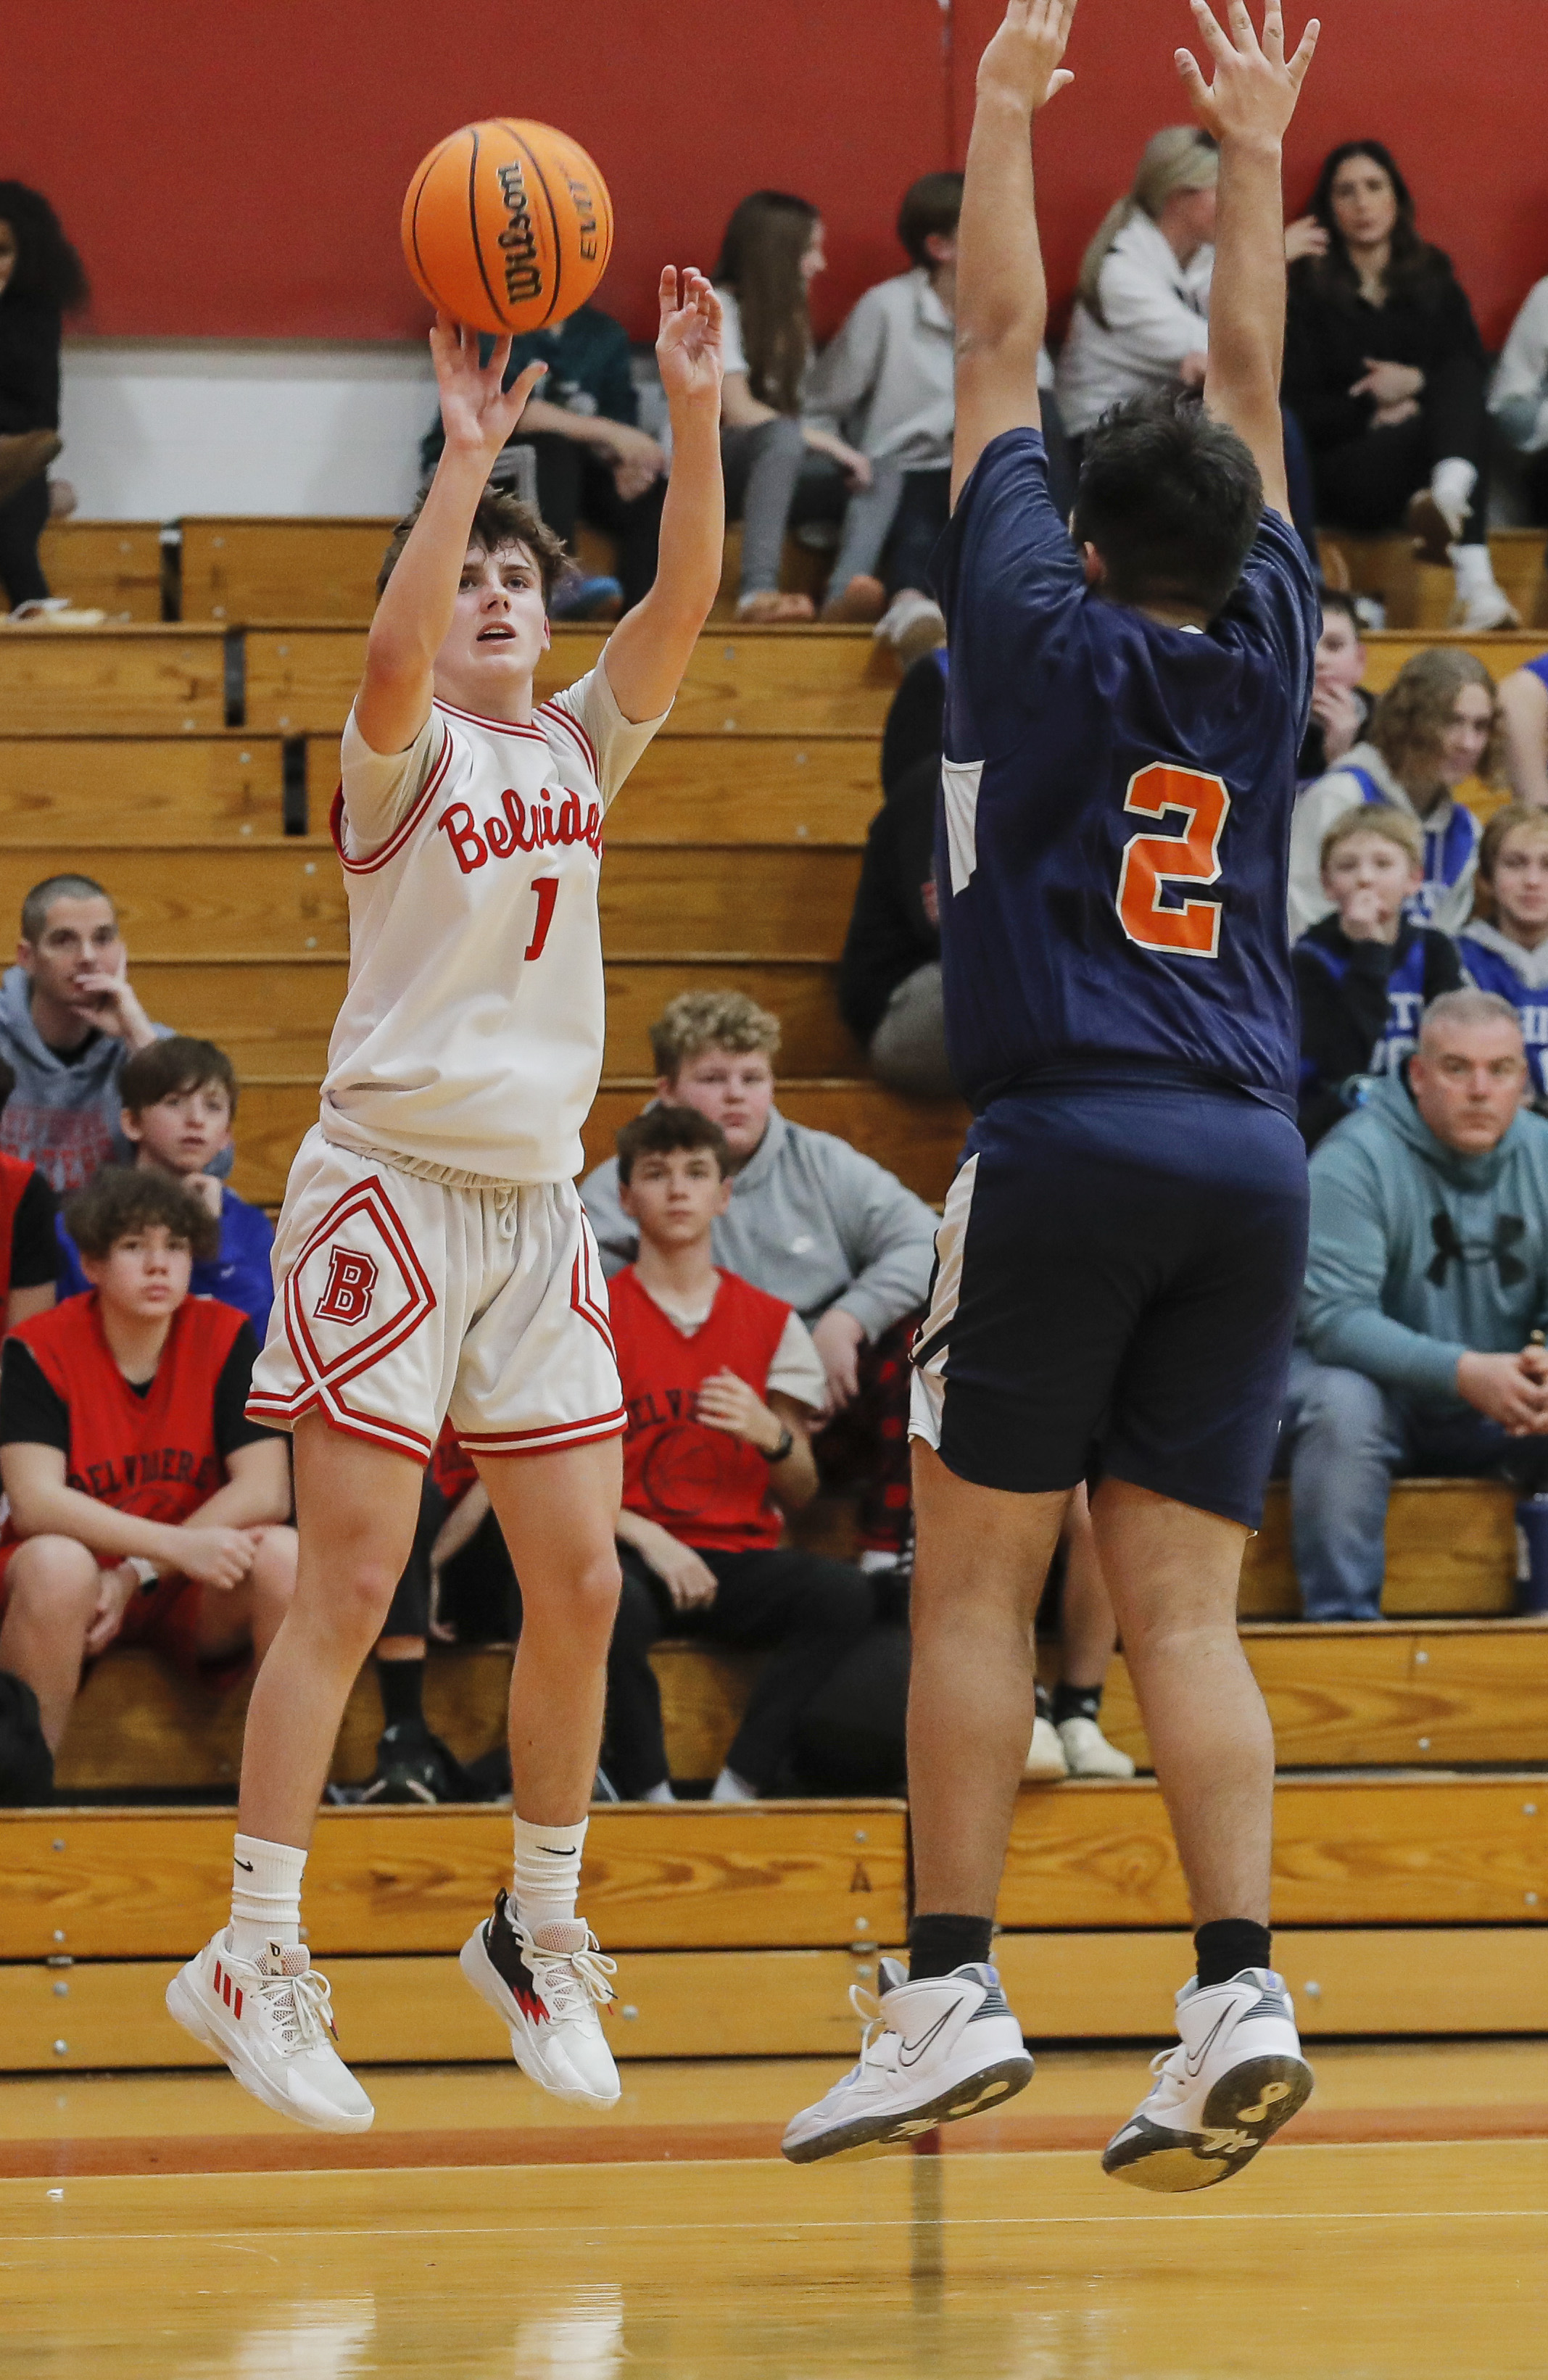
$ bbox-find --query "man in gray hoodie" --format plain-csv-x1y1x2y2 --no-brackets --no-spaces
0,875,170,1195
581,990,938,1562
1283,988,1548,1618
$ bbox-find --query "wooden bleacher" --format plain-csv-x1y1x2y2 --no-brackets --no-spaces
1319,526,1548,632
0,577,1544,2076
36,521,167,623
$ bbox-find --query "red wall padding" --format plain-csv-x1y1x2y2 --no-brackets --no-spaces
9,0,1544,348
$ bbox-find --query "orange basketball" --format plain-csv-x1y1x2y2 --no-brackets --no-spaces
400,119,613,336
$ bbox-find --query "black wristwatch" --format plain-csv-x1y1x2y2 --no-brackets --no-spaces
763,1424,795,1464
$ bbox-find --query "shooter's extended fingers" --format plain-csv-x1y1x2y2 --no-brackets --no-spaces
1188,0,1235,65
1175,44,1212,103
1225,0,1262,52
506,359,547,410
1260,0,1286,62
1287,15,1320,87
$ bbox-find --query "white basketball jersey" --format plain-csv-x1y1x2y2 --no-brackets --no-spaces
320,660,666,1184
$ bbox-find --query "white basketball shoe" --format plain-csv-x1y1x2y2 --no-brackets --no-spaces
1102,1967,1313,2192
782,1957,1033,2164
460,1889,621,2107
166,1931,375,2133
1056,1714,1136,1779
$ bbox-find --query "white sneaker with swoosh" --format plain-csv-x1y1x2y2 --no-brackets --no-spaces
1102,1968,1312,2192
781,1959,1033,2164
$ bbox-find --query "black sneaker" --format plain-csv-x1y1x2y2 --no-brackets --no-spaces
0,1670,53,1806
341,1723,467,1806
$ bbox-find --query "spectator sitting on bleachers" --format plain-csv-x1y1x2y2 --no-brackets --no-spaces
1299,588,1373,782
1460,806,1548,1105
0,1058,57,1329
1294,807,1462,1150
420,302,665,619
1498,652,1548,810
1489,271,1548,527
0,1168,296,1802
1280,990,1548,1622
603,1106,872,1801
582,990,937,1568
839,745,948,1100
0,182,88,616
714,191,872,623
0,874,175,1194
1288,647,1500,939
804,173,960,650
54,1038,274,1337
1284,140,1515,631
1056,128,1220,444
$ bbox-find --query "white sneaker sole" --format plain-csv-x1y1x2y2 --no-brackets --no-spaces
782,2037,1034,2165
1103,2050,1313,2193
165,1968,374,2135
458,1923,621,2108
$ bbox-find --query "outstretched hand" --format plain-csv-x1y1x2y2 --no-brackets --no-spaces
430,315,549,461
656,268,724,410
1176,0,1319,144
976,0,1080,114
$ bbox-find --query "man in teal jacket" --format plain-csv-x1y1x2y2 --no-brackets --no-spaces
1283,988,1548,1617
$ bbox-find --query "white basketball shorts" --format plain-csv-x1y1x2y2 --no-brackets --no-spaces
247,1127,624,1465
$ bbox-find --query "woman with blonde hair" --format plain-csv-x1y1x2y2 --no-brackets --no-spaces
713,191,871,623
1460,805,1548,1103
1288,645,1503,937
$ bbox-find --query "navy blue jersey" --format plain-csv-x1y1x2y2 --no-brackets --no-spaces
932,428,1318,1116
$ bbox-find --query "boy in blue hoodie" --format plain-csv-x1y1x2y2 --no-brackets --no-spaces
1283,988,1548,1619
55,1038,273,1337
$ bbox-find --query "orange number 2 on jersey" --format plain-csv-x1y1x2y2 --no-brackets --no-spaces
1115,763,1230,958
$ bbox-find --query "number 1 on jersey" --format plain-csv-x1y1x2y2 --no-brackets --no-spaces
1115,763,1230,958
524,876,558,961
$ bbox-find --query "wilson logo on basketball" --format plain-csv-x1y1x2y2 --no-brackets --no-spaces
436,789,603,874
314,1248,380,1327
494,161,542,304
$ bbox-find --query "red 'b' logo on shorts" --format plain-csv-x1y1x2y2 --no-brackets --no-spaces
313,1245,379,1326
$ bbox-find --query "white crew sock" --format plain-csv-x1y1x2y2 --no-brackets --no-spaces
511,1812,587,1935
710,1765,757,1804
228,1833,307,1961
1452,542,1497,595
1430,455,1478,542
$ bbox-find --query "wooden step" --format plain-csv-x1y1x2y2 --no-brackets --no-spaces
1362,629,1548,691
36,521,165,623
1241,1477,1515,1618
998,1772,1548,1928
307,732,887,845
7,1923,1541,2072
232,1076,964,1207
49,1641,741,1797
0,1801,908,1960
1320,531,1548,632
0,842,345,961
246,625,898,738
179,518,397,626
0,626,226,735
125,953,858,1082
0,736,285,842
0,841,866,966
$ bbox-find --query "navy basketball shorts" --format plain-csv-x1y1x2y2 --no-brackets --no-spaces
909,1083,1309,1530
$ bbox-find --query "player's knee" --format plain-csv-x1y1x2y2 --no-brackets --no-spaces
318,1555,405,1649
250,1526,299,1613
538,1544,622,1646
4,1537,100,1622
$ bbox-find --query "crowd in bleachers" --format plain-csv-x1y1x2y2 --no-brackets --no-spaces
1,130,1548,1813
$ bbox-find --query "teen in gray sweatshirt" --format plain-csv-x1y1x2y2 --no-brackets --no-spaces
0,876,172,1193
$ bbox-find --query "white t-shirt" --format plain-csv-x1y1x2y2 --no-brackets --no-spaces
643,1275,828,1411
716,286,810,409
320,658,666,1185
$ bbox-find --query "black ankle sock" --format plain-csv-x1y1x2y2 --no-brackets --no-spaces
1051,1682,1102,1728
1195,1919,1272,1989
908,1913,996,1981
376,1656,427,1736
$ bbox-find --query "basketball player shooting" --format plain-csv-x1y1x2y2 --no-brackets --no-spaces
167,270,726,2131
785,0,1324,2188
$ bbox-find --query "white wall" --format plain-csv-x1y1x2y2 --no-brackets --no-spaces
58,340,437,520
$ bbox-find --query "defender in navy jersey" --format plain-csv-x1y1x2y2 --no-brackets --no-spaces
785,0,1324,2191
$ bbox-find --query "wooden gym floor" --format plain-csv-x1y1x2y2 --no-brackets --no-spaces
4,2047,1546,2375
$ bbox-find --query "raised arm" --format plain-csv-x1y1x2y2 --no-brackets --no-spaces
951,0,1080,508
600,269,727,724
1176,0,1319,522
355,322,548,756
